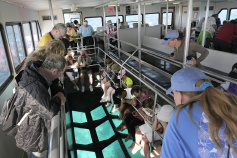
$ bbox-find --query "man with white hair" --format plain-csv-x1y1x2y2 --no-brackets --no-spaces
38,23,67,47
78,20,95,53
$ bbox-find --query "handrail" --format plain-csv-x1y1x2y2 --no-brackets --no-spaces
48,104,68,158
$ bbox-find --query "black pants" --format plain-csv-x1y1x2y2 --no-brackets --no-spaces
125,113,144,141
83,36,94,47
214,39,230,52
69,41,77,48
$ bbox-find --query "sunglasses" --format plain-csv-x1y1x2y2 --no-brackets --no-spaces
163,38,172,40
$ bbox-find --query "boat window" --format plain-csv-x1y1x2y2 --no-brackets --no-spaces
162,12,173,25
145,13,160,26
31,21,39,49
230,8,237,20
125,14,143,28
106,15,124,23
218,9,228,25
84,16,103,31
23,23,34,54
0,24,11,88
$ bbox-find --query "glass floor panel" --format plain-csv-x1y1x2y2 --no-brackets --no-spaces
91,105,106,121
74,127,92,145
72,111,87,123
77,150,96,158
102,140,126,158
95,120,115,141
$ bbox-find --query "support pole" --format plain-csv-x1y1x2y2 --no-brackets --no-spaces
144,4,146,36
103,6,107,53
116,4,121,59
178,4,182,31
138,0,142,86
166,0,169,33
183,0,193,67
202,0,210,46
48,0,55,27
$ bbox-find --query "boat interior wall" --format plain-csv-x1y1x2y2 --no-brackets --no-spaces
38,9,64,35
201,49,237,73
214,1,237,17
142,36,174,54
119,25,162,52
0,1,39,24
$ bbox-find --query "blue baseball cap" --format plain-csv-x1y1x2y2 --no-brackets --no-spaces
166,67,208,94
161,30,179,45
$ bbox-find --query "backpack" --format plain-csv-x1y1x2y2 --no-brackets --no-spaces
0,89,19,136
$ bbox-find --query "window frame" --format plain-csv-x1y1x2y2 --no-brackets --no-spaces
5,22,27,72
162,12,173,26
145,12,160,25
105,15,124,23
125,14,144,28
229,8,237,20
36,20,42,38
217,8,228,24
22,21,35,52
0,22,14,93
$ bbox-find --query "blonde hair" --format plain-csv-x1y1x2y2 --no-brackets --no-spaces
25,40,65,65
176,79,237,153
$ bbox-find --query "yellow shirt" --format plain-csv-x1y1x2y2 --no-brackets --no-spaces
38,33,53,48
67,28,77,42
122,77,133,88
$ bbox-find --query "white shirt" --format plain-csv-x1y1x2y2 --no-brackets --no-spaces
124,88,135,99
202,17,216,36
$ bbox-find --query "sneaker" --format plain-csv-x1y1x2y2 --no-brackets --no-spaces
100,97,106,103
110,104,119,113
89,85,93,92
74,86,79,91
105,102,111,108
140,149,144,156
81,86,85,92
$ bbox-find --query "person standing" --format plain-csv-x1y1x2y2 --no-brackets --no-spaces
66,23,78,48
78,20,95,53
38,23,67,48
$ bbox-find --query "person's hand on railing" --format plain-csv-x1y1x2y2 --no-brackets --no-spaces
53,92,66,105
81,35,84,39
186,57,197,66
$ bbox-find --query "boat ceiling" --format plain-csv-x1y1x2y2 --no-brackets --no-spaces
0,0,233,11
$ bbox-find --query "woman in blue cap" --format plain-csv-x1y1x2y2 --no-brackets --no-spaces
161,67,237,158
162,30,209,68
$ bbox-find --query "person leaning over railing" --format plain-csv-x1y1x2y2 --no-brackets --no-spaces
161,67,237,158
15,54,66,158
162,30,209,68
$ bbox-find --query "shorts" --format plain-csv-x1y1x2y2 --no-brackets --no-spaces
66,71,79,81
80,67,92,74
139,123,163,142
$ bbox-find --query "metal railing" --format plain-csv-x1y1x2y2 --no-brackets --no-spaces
48,104,68,158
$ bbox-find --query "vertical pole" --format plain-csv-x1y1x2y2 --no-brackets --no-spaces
166,0,169,33
144,4,146,36
138,1,142,86
116,4,121,59
202,0,210,46
103,6,107,53
178,4,182,31
183,0,193,67
48,0,55,27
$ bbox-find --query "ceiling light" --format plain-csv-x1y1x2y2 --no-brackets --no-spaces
173,2,180,4
108,4,120,7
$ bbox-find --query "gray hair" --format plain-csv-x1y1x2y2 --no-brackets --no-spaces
42,54,66,71
52,23,67,33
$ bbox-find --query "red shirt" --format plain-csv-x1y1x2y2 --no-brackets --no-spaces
105,26,117,39
215,23,237,43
